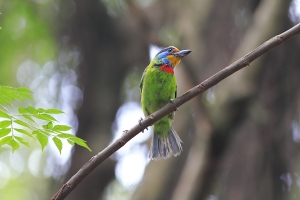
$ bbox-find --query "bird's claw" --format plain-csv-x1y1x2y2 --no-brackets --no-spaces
138,117,149,133
139,117,143,126
139,118,145,133
169,99,178,111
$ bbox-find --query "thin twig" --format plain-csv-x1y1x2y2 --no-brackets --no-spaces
50,23,300,200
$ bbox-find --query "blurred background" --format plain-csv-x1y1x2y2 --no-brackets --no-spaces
1,0,300,199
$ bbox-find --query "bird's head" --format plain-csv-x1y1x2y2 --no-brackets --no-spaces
153,46,191,68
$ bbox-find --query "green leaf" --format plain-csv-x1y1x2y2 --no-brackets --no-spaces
36,132,48,151
38,108,45,113
0,120,11,128
0,136,12,145
18,107,29,114
17,88,34,100
7,139,20,152
57,134,91,150
0,86,33,101
0,109,11,118
67,139,74,145
33,114,57,122
27,106,38,114
45,108,64,114
42,130,51,136
15,136,29,147
52,137,63,154
33,129,50,136
0,128,11,137
8,92,25,100
53,125,72,132
17,92,33,100
0,96,10,104
42,122,53,129
14,128,35,139
22,115,35,123
69,137,91,151
48,122,53,129
0,86,14,92
14,119,30,128
32,130,39,135
0,92,15,100
17,87,32,94
0,136,20,152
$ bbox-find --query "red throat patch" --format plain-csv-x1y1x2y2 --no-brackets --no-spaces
160,64,174,74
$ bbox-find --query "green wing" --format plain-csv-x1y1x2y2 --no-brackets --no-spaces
139,67,147,94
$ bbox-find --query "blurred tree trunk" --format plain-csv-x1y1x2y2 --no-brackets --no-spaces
64,1,119,199
60,0,149,199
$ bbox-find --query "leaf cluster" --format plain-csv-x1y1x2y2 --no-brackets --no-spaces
0,86,91,153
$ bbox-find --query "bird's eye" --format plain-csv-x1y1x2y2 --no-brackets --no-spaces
168,48,172,53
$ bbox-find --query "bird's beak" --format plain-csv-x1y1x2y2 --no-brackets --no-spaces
174,50,192,57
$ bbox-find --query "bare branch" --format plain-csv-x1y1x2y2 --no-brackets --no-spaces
50,23,300,200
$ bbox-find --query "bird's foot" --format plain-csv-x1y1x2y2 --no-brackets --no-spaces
169,99,178,111
139,118,146,133
139,117,143,126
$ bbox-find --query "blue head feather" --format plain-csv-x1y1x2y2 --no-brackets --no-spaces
154,46,178,67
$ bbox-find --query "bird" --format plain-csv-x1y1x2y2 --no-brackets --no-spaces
140,46,191,160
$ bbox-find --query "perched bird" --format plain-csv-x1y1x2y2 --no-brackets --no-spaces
140,46,191,160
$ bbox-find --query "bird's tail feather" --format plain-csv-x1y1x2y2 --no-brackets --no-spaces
149,128,182,160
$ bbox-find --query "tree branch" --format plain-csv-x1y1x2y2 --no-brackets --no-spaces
51,23,300,200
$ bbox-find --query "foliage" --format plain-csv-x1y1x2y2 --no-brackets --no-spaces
0,85,91,153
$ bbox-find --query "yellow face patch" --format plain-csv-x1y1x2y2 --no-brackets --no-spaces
167,55,182,67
